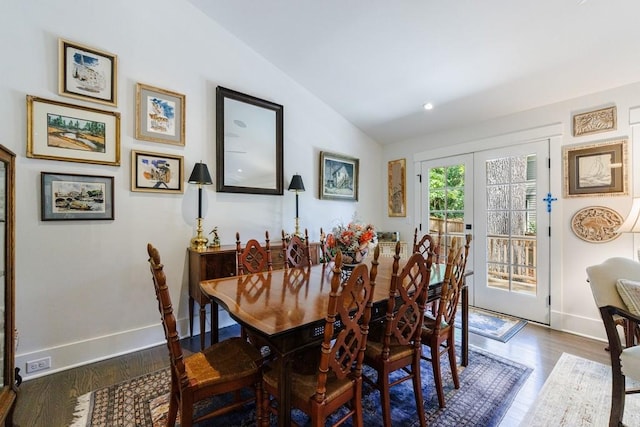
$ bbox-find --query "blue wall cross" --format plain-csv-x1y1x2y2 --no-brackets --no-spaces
543,192,557,213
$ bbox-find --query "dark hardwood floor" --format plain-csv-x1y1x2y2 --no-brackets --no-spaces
13,322,610,427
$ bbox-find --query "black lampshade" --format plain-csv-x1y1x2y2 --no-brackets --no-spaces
288,174,305,192
188,162,213,185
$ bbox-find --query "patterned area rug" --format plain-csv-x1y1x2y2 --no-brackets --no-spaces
72,345,531,426
455,306,528,343
520,352,640,426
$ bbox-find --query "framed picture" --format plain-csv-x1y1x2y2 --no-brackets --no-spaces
58,38,117,106
388,158,406,217
131,150,184,193
319,151,359,201
27,96,120,166
563,138,628,197
41,172,114,221
572,106,617,137
135,83,185,146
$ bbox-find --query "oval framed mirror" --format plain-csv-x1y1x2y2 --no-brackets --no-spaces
215,86,283,195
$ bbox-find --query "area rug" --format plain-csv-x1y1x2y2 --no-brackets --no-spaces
455,306,528,343
520,352,640,426
72,345,531,426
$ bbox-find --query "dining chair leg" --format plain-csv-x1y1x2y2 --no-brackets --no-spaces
353,385,364,427
412,358,427,427
379,370,393,427
430,343,446,408
180,397,194,427
167,391,179,426
447,336,460,389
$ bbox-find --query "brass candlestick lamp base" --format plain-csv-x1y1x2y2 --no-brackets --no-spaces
190,217,208,251
294,216,301,237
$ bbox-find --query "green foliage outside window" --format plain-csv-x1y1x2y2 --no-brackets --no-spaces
429,165,465,218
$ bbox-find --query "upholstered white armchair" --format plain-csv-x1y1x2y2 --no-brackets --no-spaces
587,257,640,427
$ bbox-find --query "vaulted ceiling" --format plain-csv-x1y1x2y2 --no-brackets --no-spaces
188,0,640,144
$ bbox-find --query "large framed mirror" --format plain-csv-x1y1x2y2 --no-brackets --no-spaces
216,86,283,195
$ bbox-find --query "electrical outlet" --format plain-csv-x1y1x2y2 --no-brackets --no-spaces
26,357,51,373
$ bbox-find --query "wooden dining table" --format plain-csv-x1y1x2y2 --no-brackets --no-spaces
200,256,471,427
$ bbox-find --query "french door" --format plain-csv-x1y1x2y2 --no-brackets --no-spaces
418,140,550,324
473,140,550,324
419,154,474,297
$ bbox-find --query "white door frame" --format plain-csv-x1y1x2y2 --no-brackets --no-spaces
413,123,563,328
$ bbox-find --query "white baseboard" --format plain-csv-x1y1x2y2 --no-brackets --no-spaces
551,309,606,342
17,310,237,381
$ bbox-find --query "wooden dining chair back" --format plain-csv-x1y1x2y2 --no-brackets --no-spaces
236,231,273,275
147,243,263,426
363,241,431,427
586,257,640,426
420,234,472,408
413,227,441,263
282,228,310,268
261,248,379,427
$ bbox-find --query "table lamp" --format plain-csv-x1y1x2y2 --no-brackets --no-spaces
288,174,305,237
189,162,213,251
616,197,640,261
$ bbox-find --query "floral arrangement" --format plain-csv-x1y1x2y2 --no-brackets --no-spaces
325,220,376,263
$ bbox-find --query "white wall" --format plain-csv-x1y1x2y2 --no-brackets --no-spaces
381,82,640,342
1,0,382,379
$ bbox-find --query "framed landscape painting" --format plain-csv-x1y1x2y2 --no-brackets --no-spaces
41,172,114,221
563,138,628,197
26,95,121,166
136,83,185,146
319,151,359,201
58,39,118,106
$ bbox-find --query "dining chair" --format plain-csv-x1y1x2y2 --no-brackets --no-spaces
236,231,274,347
147,243,263,426
420,233,472,408
260,248,379,427
413,228,441,316
236,231,273,275
282,228,310,268
413,227,441,263
586,257,640,426
363,242,431,427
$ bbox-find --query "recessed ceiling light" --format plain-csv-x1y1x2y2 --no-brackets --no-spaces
423,103,434,111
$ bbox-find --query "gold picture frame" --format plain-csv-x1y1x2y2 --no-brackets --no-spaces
563,138,628,197
135,83,186,146
388,158,406,217
27,95,121,166
58,38,118,107
572,106,617,137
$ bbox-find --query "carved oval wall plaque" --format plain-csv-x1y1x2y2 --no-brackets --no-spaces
571,206,623,243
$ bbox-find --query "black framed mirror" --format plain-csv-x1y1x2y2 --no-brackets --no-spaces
216,86,283,195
